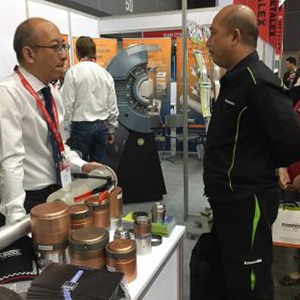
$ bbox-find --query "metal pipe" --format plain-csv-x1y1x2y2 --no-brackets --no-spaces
182,0,189,221
0,215,31,251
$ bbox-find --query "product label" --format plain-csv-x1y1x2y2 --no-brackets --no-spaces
38,244,54,251
106,265,116,272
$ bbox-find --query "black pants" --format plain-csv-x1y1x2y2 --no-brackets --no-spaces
0,184,60,226
190,188,279,300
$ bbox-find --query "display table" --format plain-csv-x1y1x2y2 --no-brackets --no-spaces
128,225,186,300
8,225,185,300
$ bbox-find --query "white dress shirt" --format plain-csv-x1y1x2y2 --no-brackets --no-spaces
61,61,119,135
0,67,86,223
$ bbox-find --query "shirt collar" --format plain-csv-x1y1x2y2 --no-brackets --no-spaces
18,66,47,93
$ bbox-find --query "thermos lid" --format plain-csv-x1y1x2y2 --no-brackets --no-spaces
69,227,109,251
85,196,109,209
114,228,131,240
109,186,122,197
106,239,136,259
135,215,150,225
69,204,91,220
30,201,69,220
152,202,166,211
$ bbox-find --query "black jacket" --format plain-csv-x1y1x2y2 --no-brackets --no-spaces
203,51,300,200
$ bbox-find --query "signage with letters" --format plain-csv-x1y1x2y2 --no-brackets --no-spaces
275,4,285,55
268,0,278,49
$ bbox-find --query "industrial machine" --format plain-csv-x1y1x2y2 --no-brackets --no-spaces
106,44,166,203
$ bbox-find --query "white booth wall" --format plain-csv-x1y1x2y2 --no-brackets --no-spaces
0,0,27,79
0,0,99,79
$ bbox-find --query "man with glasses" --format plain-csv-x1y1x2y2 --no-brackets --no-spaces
0,18,103,225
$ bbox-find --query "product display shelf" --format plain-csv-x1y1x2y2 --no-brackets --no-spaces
128,225,185,300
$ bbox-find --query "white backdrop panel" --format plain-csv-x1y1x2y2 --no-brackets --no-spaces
28,0,69,34
70,12,99,38
257,37,265,61
264,42,275,70
0,0,27,79
99,8,218,34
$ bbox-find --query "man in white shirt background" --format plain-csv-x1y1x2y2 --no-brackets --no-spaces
0,18,103,226
61,36,119,163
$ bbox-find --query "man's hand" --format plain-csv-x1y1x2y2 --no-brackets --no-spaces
278,167,294,191
82,162,103,174
107,134,115,145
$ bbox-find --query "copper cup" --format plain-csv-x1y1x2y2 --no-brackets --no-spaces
134,215,152,255
69,227,109,269
85,194,110,229
109,186,123,218
106,239,137,283
109,186,123,230
30,201,70,252
69,204,92,230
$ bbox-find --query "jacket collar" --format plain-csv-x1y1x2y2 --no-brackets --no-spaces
222,51,259,84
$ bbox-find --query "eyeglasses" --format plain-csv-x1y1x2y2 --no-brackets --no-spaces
32,43,70,53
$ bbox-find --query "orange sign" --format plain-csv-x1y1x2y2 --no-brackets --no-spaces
61,34,71,71
176,37,213,118
73,37,118,68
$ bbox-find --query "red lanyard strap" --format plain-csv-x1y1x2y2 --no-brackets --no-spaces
14,66,64,153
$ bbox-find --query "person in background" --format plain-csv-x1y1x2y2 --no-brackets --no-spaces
283,56,300,90
278,97,300,300
61,36,119,163
278,166,300,291
0,18,103,226
197,4,300,300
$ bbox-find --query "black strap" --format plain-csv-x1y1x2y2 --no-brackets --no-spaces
151,234,162,246
41,87,62,187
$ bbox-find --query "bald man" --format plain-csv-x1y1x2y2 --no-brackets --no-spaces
192,4,300,300
0,18,103,225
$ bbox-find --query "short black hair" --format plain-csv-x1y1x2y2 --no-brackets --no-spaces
76,36,96,60
13,19,37,62
286,56,297,65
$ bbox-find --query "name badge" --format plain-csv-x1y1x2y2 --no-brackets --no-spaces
60,156,71,187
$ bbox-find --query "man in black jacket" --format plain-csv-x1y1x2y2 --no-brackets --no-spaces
197,4,300,300
283,56,300,89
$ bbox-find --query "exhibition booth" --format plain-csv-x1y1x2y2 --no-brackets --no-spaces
0,0,282,299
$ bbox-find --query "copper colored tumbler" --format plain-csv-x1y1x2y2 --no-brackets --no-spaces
85,194,110,229
69,227,109,269
106,239,137,283
30,201,70,252
69,204,92,230
109,186,123,230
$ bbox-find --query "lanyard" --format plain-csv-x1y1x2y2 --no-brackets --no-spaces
14,65,65,153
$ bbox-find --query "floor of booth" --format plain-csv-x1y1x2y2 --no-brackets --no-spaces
123,155,299,300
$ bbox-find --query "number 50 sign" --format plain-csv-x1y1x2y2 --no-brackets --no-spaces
125,0,134,13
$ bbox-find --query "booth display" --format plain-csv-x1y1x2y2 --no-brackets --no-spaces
127,225,185,300
106,44,166,204
21,225,185,300
0,171,185,300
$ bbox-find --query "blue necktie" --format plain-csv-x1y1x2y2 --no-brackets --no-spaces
41,87,62,187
